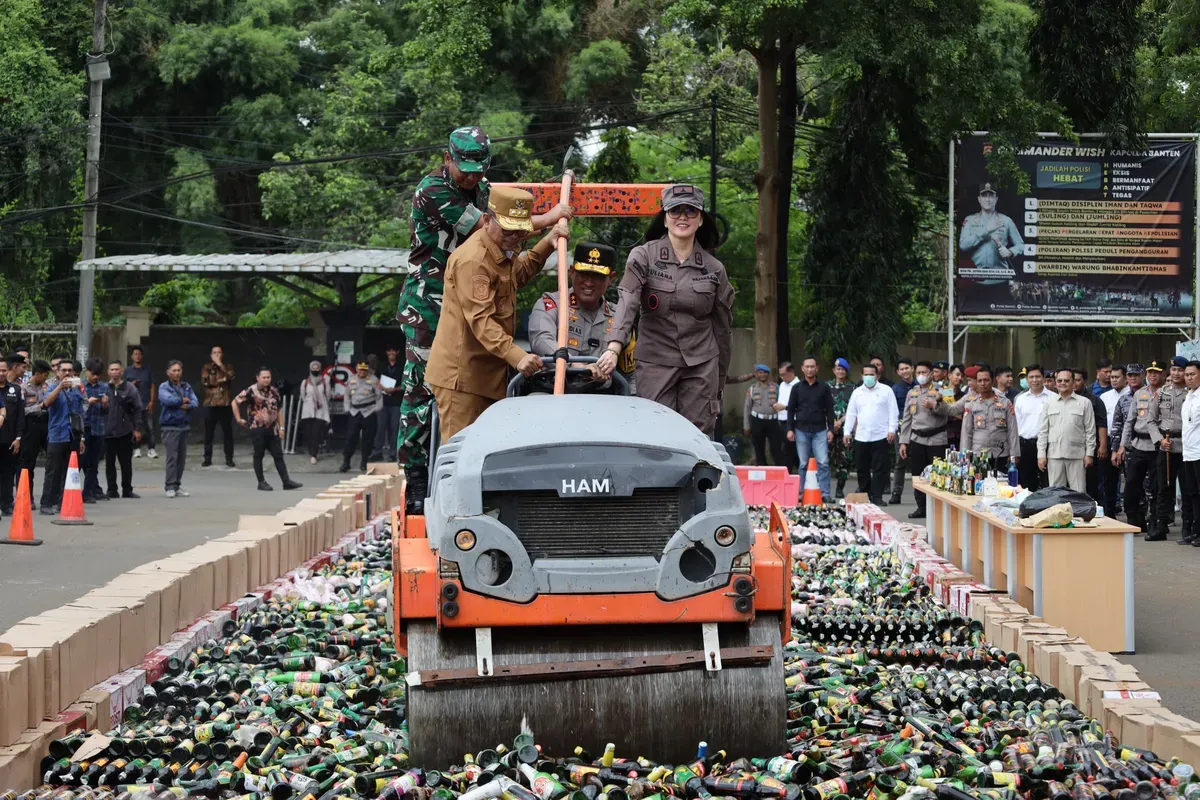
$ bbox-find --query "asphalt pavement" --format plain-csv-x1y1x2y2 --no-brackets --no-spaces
0,450,350,632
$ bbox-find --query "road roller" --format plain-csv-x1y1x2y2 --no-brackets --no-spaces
391,170,788,764
391,360,791,766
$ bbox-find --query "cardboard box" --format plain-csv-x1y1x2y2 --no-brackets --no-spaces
0,655,29,746
1083,678,1154,718
1120,714,1159,751
1103,698,1164,741
1058,649,1123,704
1148,711,1200,761
1034,641,1091,687
71,593,151,672
0,738,41,792
1181,734,1200,772
0,625,65,717
77,688,114,734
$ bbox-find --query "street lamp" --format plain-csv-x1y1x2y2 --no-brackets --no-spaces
85,55,110,83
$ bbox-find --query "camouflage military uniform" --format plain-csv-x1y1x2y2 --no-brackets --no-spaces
828,379,855,487
395,130,492,476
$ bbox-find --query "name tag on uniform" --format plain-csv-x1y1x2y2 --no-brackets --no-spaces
588,338,600,349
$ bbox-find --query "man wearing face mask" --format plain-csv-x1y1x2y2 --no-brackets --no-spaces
426,186,571,443
844,364,898,505
899,360,950,519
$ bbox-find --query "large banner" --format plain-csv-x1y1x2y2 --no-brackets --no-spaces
954,134,1197,319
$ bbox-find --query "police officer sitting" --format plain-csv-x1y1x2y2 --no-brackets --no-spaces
528,242,635,390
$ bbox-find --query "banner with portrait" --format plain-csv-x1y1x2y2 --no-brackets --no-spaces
953,134,1197,320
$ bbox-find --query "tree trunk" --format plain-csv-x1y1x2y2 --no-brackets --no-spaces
753,45,780,370
775,47,797,364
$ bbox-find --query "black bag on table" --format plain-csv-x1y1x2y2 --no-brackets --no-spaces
1017,485,1097,522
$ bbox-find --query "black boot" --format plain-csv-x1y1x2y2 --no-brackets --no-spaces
908,506,926,519
406,467,427,515
835,479,846,499
1145,521,1167,542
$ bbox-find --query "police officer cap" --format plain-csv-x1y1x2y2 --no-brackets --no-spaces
754,363,770,373
978,182,997,195
572,242,616,276
1172,355,1189,368
964,365,980,379
933,360,949,370
1147,360,1164,372
662,183,706,211
1126,363,1145,375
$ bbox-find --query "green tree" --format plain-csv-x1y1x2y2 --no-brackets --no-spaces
1030,0,1144,146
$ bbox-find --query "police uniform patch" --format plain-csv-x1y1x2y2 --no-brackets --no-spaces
568,337,579,348
472,276,490,302
648,293,659,311
543,296,556,311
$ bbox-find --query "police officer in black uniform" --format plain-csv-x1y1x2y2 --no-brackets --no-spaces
0,357,24,515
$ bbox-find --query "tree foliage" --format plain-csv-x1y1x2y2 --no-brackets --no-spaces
0,0,1177,359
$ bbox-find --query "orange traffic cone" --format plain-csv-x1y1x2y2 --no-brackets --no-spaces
801,457,823,507
1,470,42,545
52,451,93,526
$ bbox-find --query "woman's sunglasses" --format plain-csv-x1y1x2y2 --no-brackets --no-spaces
666,206,701,219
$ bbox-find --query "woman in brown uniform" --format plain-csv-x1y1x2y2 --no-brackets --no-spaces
597,184,734,435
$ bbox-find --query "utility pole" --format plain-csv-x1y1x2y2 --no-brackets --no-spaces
76,0,110,363
709,93,718,217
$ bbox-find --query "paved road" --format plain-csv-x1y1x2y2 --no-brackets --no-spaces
0,453,350,631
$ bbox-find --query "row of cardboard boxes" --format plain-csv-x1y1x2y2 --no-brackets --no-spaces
845,501,1200,770
0,468,404,791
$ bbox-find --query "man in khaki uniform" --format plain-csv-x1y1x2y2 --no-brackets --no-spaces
527,242,635,391
1037,367,1096,492
743,364,784,466
899,360,950,519
1118,363,1160,534
1146,355,1189,540
959,365,1019,472
340,360,383,473
426,186,571,442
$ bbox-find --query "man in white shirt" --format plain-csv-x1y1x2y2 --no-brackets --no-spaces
1178,360,1200,546
774,361,801,473
1014,364,1051,491
844,364,898,505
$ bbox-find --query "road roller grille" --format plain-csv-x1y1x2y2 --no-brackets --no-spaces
392,498,794,654
485,488,683,560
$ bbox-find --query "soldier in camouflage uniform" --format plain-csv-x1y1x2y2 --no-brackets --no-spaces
395,126,570,513
828,357,855,498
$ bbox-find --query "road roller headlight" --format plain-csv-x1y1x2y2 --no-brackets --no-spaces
715,526,736,546
455,530,476,551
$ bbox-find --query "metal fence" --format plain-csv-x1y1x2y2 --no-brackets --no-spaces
0,328,78,362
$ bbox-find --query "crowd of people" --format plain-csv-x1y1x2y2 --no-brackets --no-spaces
742,352,1200,544
0,345,307,517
